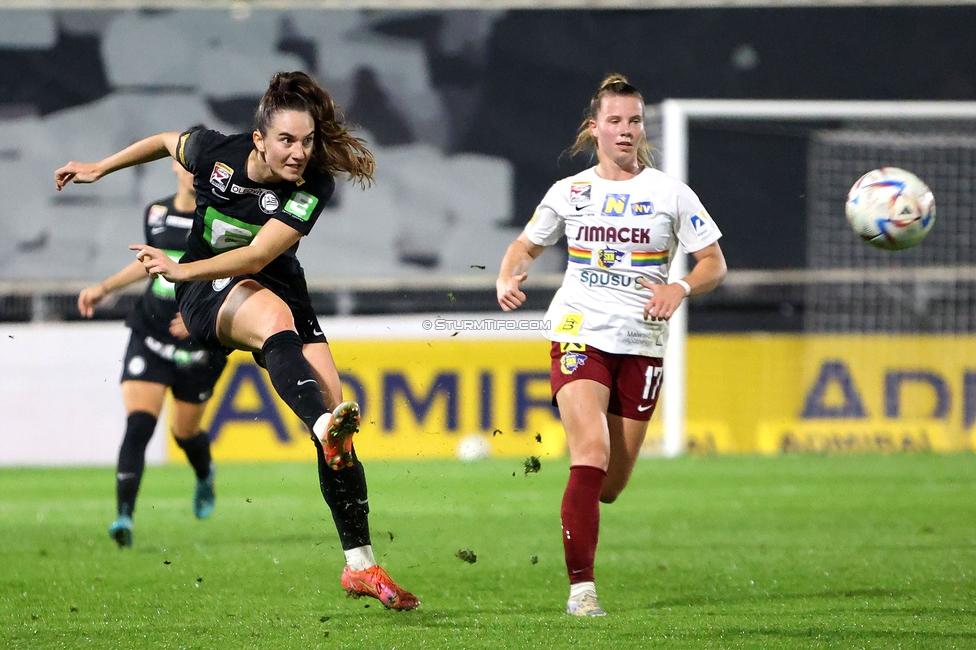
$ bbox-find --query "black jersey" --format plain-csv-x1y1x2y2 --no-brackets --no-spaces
125,196,208,359
175,128,335,302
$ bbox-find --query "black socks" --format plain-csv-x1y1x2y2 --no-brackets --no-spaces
175,431,212,480
116,411,157,518
263,330,369,550
314,438,371,550
262,330,328,433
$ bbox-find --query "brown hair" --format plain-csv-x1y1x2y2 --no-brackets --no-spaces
567,73,654,169
255,71,375,187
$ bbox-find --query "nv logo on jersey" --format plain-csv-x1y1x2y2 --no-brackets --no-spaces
631,201,654,215
601,194,630,217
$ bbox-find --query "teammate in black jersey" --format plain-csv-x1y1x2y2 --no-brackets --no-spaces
56,71,419,611
78,156,228,548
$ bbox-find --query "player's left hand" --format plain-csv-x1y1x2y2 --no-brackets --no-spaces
77,284,108,318
169,312,190,340
638,278,686,321
130,245,182,281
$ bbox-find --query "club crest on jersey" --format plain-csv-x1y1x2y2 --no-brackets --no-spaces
596,248,624,269
631,201,654,216
560,351,587,375
601,194,630,217
259,191,280,214
210,162,233,192
147,204,167,227
569,182,592,205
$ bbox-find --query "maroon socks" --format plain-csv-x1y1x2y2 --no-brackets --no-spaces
560,464,607,584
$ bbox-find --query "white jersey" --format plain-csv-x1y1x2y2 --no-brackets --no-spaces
524,166,721,357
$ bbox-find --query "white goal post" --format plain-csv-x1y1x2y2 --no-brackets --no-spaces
658,99,976,458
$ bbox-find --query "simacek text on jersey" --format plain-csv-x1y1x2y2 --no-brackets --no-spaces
423,318,552,332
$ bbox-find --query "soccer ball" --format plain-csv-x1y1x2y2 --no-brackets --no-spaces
844,167,936,251
456,434,492,461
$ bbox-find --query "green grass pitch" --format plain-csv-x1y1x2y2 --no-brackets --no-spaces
2,454,975,649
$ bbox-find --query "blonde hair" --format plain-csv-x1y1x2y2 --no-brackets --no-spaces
255,71,376,188
567,73,654,169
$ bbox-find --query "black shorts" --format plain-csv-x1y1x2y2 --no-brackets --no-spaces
121,332,228,404
175,276,328,351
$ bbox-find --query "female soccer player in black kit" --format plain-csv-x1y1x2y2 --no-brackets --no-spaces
78,156,227,548
56,71,419,611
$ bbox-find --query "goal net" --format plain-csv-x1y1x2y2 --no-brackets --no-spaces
806,130,976,333
653,100,976,457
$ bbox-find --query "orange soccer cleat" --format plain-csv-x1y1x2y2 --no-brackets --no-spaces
341,565,420,611
322,401,360,470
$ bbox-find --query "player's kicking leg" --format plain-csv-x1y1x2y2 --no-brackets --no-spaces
312,415,420,611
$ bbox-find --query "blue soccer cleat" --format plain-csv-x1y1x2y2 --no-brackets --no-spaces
193,466,216,519
109,515,133,548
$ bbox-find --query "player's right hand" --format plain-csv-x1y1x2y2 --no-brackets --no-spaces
54,161,102,190
496,272,528,311
131,245,181,281
77,284,107,318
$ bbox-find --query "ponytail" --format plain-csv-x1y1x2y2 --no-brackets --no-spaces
255,71,376,187
566,73,654,168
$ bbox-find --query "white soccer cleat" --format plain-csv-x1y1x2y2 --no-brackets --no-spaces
566,590,607,617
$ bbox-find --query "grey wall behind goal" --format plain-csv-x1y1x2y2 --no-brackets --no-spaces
2,7,976,328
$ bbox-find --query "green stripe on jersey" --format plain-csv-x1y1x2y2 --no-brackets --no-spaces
151,249,184,299
203,207,261,252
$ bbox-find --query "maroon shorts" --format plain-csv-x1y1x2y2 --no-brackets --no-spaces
549,342,664,421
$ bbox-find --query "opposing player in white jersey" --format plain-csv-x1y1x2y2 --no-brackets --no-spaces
497,74,727,617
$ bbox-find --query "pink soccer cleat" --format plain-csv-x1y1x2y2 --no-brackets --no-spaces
321,401,360,470
341,565,420,611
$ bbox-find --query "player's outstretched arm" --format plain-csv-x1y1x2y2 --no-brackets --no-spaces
496,232,545,312
132,219,303,283
55,132,182,190
77,259,150,318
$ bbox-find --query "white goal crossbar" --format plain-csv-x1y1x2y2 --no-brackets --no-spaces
658,99,976,458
